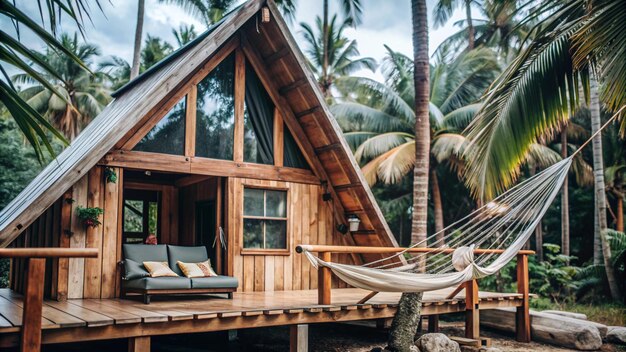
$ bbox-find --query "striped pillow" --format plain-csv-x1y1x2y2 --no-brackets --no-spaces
177,260,218,278
143,261,179,277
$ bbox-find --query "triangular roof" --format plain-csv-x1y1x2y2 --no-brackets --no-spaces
0,0,398,253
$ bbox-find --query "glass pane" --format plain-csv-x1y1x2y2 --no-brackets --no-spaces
123,200,144,232
134,97,186,155
243,188,264,216
243,108,261,163
266,190,287,218
265,220,287,249
243,219,263,248
148,201,158,236
195,53,235,160
283,124,310,169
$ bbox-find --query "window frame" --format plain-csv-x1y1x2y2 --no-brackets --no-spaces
240,184,290,256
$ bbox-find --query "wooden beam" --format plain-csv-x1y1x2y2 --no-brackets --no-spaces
465,279,479,339
174,175,211,188
296,245,535,255
264,47,290,65
289,324,308,352
295,106,321,119
317,252,331,305
128,336,150,352
233,48,246,163
357,291,378,304
20,258,45,352
0,248,99,258
273,109,284,167
445,283,465,299
184,85,197,157
516,253,531,342
278,78,307,95
333,183,360,191
100,150,320,185
428,315,440,333
314,143,342,154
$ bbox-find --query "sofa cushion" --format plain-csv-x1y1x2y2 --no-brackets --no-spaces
123,259,150,280
167,245,209,276
191,276,239,289
143,261,179,277
123,244,168,263
177,260,217,278
123,277,191,290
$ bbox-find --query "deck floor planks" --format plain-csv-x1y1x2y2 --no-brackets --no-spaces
0,287,526,338
67,300,142,324
0,290,85,328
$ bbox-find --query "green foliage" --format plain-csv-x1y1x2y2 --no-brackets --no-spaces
104,167,117,184
75,206,104,227
0,259,9,288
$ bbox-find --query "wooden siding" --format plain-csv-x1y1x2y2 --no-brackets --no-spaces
178,178,218,246
228,177,354,292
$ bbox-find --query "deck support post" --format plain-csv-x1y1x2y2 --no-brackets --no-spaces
20,258,45,352
289,324,308,352
428,315,440,333
516,253,531,342
464,279,479,339
128,336,151,352
318,252,331,305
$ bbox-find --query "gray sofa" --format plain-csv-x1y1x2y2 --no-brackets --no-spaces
121,244,238,304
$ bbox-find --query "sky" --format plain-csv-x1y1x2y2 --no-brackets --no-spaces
4,0,474,83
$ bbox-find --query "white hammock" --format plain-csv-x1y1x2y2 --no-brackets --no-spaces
302,156,573,293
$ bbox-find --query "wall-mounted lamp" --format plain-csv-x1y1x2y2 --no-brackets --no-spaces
347,214,360,232
261,6,271,23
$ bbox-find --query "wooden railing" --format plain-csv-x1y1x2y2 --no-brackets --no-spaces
0,248,99,352
295,244,533,343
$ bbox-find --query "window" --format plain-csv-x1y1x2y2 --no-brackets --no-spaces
195,53,235,160
243,188,287,250
283,124,310,169
134,97,186,155
243,63,274,164
122,189,160,244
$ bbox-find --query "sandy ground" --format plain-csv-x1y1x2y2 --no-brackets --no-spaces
36,321,624,352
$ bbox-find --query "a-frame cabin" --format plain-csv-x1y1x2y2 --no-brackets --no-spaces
0,0,398,301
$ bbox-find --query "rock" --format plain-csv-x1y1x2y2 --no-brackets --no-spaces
542,310,588,320
481,307,603,350
540,311,607,338
479,348,502,352
415,333,461,352
607,326,626,345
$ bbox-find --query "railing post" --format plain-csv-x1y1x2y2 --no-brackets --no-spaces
20,258,46,352
465,279,479,339
516,253,531,342
318,252,331,305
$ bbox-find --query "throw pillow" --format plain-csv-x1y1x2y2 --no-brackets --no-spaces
143,261,179,277
123,259,150,280
177,260,218,278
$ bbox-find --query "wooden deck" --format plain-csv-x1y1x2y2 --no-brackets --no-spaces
0,287,524,348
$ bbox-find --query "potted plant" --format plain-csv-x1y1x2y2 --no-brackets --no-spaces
76,206,104,227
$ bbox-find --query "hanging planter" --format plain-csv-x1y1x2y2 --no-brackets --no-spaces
104,167,117,183
76,206,104,228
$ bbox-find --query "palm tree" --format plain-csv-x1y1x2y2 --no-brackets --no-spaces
462,0,624,300
173,24,198,47
435,0,529,60
12,33,111,141
159,0,297,25
604,124,626,233
1,0,103,161
141,35,174,71
333,46,499,239
433,0,482,49
300,15,376,98
100,56,131,91
130,0,145,80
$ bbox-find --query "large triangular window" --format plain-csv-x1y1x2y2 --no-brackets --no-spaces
134,97,186,155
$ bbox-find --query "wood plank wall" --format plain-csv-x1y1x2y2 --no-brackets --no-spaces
228,177,354,292
178,178,218,246
10,166,122,300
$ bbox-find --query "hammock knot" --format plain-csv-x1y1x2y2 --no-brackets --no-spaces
452,245,475,272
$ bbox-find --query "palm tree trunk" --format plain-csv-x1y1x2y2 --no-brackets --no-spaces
561,127,570,257
130,0,145,80
589,78,621,300
465,0,474,50
617,196,624,232
431,169,445,243
321,0,329,97
388,0,429,350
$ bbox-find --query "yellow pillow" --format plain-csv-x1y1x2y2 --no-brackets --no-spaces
143,261,179,277
177,260,218,278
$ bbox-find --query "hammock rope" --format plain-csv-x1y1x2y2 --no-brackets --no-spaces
301,106,625,294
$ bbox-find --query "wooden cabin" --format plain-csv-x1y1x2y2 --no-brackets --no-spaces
0,2,533,351
0,0,398,302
